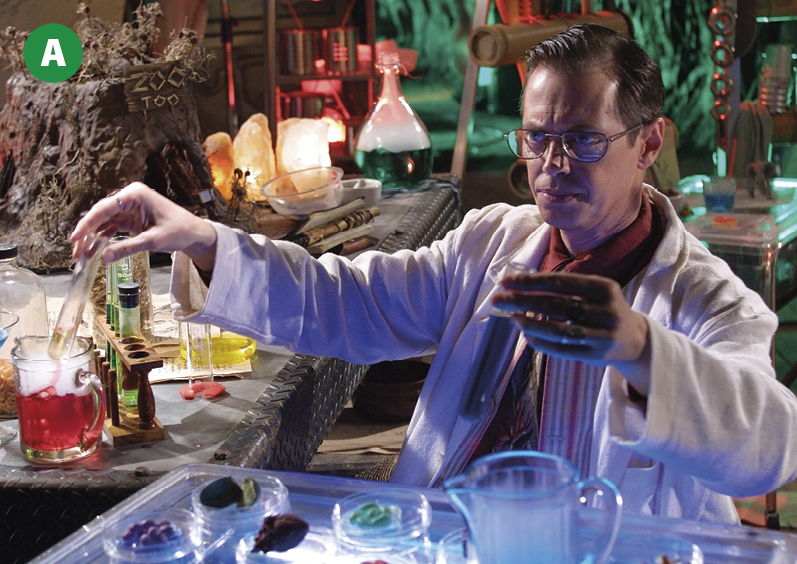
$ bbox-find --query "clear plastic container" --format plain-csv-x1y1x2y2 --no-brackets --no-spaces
434,527,704,564
0,243,48,419
245,528,336,563
103,508,202,563
26,463,797,564
333,488,433,563
685,212,779,245
191,474,291,543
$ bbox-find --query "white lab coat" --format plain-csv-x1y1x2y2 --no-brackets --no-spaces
171,186,794,523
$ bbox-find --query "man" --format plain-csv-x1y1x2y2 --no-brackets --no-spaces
72,24,797,523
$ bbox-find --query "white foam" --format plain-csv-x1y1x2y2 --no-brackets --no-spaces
355,99,431,153
16,353,92,397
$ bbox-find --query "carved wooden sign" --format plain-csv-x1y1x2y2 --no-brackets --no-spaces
122,62,189,113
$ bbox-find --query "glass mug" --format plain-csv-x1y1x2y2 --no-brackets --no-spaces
12,335,105,463
444,451,622,564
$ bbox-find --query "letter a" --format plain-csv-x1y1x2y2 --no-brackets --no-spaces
41,39,66,67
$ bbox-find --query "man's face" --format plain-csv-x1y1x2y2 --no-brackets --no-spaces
521,66,654,253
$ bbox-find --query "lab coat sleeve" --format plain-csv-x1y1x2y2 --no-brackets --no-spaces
169,220,454,364
608,287,797,498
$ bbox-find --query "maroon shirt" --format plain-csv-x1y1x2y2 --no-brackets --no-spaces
540,195,663,286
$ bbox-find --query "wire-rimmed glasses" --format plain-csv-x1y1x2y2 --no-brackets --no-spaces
504,123,645,163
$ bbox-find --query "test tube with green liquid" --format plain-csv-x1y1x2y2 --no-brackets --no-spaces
118,282,141,408
109,234,132,393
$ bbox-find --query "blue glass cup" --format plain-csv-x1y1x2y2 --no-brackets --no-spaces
704,176,736,212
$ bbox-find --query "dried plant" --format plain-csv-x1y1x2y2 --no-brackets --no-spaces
0,2,210,83
159,29,211,83
0,26,27,73
74,2,161,80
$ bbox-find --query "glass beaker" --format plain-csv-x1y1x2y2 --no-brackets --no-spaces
179,325,256,367
180,322,214,385
703,176,737,212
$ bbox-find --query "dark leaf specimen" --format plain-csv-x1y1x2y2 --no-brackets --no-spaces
251,514,309,553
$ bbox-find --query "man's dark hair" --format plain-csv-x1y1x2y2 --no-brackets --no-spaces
524,24,664,136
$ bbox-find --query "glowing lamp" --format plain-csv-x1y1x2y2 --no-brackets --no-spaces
321,116,346,143
232,113,277,202
203,131,235,201
276,118,332,176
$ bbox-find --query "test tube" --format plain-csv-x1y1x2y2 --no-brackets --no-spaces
118,282,141,408
110,233,132,337
110,234,132,387
48,232,109,359
180,322,214,390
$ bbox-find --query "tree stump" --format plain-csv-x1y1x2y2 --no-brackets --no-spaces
0,70,226,273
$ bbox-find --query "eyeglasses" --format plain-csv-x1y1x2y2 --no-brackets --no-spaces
505,123,645,163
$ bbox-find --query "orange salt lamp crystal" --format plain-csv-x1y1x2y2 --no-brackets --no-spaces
276,118,331,176
203,132,235,201
233,113,277,201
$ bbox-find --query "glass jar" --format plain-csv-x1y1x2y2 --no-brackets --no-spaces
354,53,434,190
0,243,49,419
0,244,49,349
0,310,19,420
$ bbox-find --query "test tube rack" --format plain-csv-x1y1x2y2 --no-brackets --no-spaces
95,315,165,446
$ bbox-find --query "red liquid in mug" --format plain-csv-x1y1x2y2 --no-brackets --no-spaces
16,387,104,451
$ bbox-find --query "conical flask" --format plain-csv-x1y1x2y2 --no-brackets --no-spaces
354,53,433,189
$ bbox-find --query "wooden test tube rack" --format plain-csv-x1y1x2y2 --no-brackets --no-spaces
95,315,165,446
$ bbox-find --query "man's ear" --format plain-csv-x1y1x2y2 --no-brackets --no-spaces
638,118,665,170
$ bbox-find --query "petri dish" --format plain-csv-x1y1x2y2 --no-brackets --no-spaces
103,508,201,564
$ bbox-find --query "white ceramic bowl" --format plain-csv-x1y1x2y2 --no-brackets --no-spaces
261,167,344,219
340,178,382,208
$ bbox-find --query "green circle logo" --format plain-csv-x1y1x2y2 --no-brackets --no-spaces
23,24,83,83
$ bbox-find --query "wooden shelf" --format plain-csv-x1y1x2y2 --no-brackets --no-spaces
277,71,374,85
264,0,376,161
